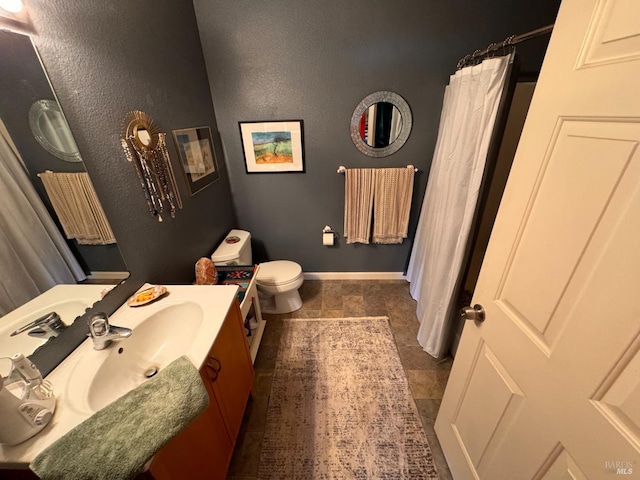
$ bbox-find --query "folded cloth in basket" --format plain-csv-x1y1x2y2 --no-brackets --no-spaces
30,355,208,480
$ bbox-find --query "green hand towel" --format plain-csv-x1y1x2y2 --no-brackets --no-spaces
30,355,209,480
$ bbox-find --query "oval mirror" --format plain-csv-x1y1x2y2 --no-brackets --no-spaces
124,110,159,150
135,127,152,147
350,91,412,157
28,99,82,162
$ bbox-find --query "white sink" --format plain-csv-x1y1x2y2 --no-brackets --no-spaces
61,285,238,416
0,285,108,358
85,302,203,411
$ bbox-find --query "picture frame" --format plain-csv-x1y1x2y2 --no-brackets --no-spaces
239,120,305,173
172,126,220,195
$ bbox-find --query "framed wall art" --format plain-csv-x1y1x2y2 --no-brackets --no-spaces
239,120,305,173
172,126,219,195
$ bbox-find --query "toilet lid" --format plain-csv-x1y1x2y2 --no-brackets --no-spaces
257,260,302,286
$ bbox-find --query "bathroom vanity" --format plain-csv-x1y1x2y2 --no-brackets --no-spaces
0,285,254,479
148,298,253,479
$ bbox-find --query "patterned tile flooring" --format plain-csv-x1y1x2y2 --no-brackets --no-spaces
227,280,454,480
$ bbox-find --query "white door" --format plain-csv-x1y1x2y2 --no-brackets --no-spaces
434,0,640,478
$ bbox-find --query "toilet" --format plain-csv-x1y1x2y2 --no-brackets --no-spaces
211,229,304,314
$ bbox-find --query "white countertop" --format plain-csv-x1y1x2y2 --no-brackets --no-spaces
0,284,239,469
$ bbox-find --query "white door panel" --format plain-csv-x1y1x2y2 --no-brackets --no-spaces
578,0,640,68
435,0,640,478
534,444,589,480
451,341,525,468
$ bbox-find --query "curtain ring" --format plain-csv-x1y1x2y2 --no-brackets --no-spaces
501,35,512,54
457,53,472,70
471,49,482,66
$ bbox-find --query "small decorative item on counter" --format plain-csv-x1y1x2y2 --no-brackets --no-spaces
194,257,218,285
126,285,167,307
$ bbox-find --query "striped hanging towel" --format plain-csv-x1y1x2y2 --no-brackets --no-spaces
39,171,116,245
372,166,415,244
343,168,375,244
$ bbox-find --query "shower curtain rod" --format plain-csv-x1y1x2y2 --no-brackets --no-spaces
457,23,554,70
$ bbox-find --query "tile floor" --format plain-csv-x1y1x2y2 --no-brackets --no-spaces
227,280,454,480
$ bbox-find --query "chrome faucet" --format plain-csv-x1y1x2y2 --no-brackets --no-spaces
11,312,66,340
88,312,132,350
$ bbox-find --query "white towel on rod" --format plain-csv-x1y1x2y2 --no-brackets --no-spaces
372,166,415,244
343,168,375,244
39,172,116,245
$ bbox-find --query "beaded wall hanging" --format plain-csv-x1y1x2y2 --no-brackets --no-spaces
120,110,182,221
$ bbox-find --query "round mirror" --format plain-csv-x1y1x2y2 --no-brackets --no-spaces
358,102,403,147
350,91,412,157
28,99,82,162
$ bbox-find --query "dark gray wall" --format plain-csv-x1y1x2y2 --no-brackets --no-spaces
0,30,126,273
22,0,238,374
194,0,561,272
26,0,237,285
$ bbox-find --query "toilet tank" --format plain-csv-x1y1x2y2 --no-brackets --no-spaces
211,229,253,265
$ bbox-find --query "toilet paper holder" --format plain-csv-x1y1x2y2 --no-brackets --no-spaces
322,225,339,245
323,226,338,237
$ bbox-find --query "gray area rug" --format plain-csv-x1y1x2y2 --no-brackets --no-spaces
258,317,439,479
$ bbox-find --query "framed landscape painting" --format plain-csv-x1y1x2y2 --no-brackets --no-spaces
239,120,305,173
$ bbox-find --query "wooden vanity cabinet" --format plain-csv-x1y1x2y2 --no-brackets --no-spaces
207,301,255,442
149,299,254,480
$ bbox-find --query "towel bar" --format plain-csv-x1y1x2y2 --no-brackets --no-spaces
337,165,418,174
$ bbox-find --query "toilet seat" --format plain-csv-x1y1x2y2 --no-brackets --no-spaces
256,260,302,286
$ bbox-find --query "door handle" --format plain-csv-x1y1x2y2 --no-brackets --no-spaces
206,356,222,382
205,363,218,382
460,304,485,323
208,355,222,373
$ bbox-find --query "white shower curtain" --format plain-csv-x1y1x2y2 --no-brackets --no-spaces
0,128,86,316
407,54,513,358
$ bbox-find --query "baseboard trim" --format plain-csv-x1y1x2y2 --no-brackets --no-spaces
304,272,406,281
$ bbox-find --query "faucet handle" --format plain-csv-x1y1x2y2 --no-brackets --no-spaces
88,312,131,350
88,313,109,337
10,312,64,337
